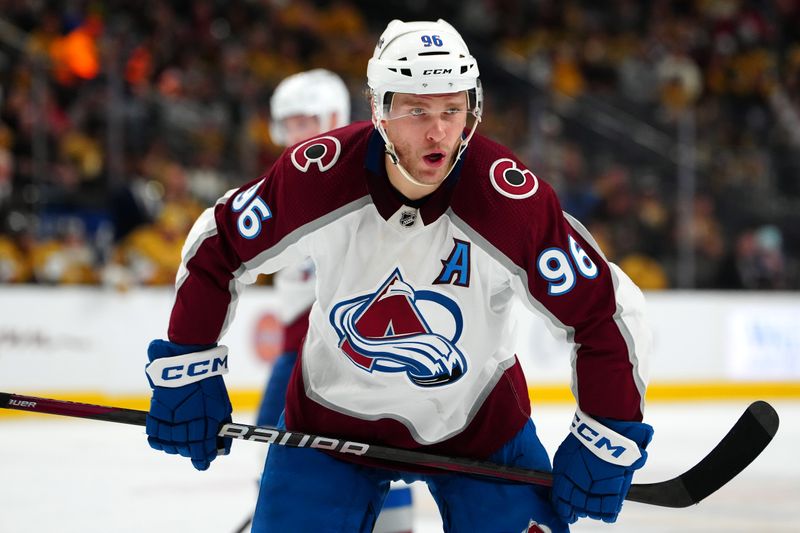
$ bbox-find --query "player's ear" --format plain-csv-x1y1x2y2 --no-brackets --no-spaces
330,111,340,129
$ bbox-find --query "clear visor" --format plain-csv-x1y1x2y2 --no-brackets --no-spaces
381,87,482,126
386,105,471,124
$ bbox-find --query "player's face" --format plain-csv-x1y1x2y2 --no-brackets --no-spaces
383,92,468,188
282,115,322,146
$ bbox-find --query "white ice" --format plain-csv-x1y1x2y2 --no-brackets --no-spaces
1,401,798,532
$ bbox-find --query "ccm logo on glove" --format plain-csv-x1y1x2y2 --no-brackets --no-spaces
570,410,642,467
145,345,229,387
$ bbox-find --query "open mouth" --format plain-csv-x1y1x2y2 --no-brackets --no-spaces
423,152,446,166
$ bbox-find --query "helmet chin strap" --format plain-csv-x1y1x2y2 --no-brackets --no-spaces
377,117,481,190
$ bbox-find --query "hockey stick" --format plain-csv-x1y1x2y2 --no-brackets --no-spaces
0,392,778,508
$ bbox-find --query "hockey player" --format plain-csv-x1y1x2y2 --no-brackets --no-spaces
144,19,653,532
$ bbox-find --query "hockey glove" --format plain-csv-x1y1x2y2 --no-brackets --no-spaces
145,339,233,471
550,410,653,524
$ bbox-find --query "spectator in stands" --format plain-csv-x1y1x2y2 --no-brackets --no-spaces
0,212,34,283
718,225,788,290
30,216,98,284
103,202,197,288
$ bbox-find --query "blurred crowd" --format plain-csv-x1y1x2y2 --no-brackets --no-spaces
0,0,798,290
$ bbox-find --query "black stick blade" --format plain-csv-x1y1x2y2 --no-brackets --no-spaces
627,401,779,507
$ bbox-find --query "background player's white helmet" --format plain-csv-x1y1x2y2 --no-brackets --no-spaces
270,69,351,146
367,19,483,187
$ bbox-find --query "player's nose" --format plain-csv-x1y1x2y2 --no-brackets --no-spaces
425,117,447,143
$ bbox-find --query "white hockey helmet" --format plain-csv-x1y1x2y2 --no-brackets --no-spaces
368,19,482,117
367,19,483,187
269,68,351,146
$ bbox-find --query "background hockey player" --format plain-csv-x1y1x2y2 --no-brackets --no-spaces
259,67,414,533
144,18,654,532
256,68,351,430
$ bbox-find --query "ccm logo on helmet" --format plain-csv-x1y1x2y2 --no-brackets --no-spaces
423,68,453,75
291,135,341,173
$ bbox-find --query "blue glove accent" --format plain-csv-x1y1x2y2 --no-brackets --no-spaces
145,339,233,471
550,416,653,524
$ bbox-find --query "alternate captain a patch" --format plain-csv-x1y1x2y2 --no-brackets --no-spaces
434,238,471,287
329,268,467,387
291,135,341,172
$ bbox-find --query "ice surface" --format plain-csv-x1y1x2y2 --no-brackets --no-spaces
1,401,797,532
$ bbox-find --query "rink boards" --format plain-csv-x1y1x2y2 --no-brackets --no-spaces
0,286,798,414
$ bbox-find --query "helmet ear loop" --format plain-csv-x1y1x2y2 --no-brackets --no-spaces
374,90,408,169
369,89,382,129
447,85,482,172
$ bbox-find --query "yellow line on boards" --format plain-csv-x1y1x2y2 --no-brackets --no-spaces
527,381,800,403
644,381,800,401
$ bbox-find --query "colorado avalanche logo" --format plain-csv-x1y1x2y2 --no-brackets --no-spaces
490,158,539,199
291,135,341,172
329,269,468,387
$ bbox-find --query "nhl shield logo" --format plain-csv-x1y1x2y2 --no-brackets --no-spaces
399,210,417,227
329,268,468,387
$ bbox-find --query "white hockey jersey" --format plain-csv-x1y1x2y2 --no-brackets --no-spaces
169,122,650,459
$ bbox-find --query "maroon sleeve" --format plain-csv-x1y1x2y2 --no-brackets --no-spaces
453,138,646,421
524,184,644,421
168,153,317,344
168,169,279,344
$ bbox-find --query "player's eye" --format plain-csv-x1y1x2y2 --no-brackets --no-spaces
409,108,427,117
439,108,465,121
